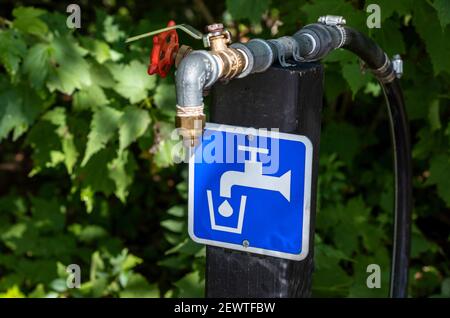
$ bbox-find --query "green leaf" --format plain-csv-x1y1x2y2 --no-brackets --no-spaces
174,271,204,298
404,83,437,120
341,61,371,97
73,85,109,111
428,99,441,131
78,225,108,243
413,2,450,75
371,19,406,55
46,36,92,95
0,285,25,298
78,149,116,196
154,139,177,168
27,120,65,175
320,122,361,165
108,151,137,202
411,226,438,258
348,252,390,297
41,107,79,174
119,273,159,298
427,154,450,207
432,0,450,29
80,37,122,64
102,16,125,43
226,0,271,24
23,43,52,89
166,238,203,256
167,205,185,217
160,219,184,233
312,239,353,297
154,83,176,115
0,84,43,141
12,7,48,36
30,196,65,232
364,0,412,21
89,61,116,88
109,60,156,103
118,106,151,153
82,106,122,166
0,30,27,78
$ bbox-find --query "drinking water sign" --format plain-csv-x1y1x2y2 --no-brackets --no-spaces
188,123,313,260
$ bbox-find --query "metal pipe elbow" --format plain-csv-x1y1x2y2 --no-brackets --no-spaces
176,50,220,107
175,50,220,146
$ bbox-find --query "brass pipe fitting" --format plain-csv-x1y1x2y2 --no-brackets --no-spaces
206,24,247,80
175,105,205,147
175,23,248,147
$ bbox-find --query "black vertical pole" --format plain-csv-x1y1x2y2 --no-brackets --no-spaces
206,63,323,298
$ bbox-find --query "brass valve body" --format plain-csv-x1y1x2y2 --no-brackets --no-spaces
209,34,246,80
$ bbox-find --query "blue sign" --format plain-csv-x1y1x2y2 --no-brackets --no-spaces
188,123,313,260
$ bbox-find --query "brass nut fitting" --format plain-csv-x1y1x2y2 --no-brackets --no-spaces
175,106,205,147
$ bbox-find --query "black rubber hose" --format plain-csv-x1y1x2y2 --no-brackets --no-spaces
381,79,412,298
342,26,412,298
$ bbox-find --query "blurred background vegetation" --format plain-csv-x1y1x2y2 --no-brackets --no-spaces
0,0,449,298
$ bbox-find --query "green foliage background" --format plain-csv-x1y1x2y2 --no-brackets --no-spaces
0,0,449,298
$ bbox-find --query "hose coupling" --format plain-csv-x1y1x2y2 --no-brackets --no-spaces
175,105,205,147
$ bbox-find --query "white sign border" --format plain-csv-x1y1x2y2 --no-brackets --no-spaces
188,123,313,261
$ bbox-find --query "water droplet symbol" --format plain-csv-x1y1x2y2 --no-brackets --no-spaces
218,200,233,217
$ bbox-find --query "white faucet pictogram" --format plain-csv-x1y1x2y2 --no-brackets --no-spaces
207,145,291,234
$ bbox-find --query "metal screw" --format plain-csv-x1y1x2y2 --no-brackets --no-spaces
246,134,254,141
242,240,250,248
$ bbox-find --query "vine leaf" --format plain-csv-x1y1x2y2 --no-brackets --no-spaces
23,43,52,89
27,107,78,176
81,106,123,166
0,84,42,141
414,2,450,75
12,6,48,36
109,60,156,104
108,150,137,202
41,107,79,174
24,35,92,94
73,85,109,111
0,30,27,78
341,61,371,98
118,106,151,154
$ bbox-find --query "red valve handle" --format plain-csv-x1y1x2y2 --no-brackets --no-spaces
147,20,179,78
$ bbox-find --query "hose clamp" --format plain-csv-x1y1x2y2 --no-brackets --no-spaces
267,37,297,67
318,15,347,48
318,15,347,26
371,53,396,83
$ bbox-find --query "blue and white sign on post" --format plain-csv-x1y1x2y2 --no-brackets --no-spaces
188,123,313,261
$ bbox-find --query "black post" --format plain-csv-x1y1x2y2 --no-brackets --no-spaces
206,63,323,298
